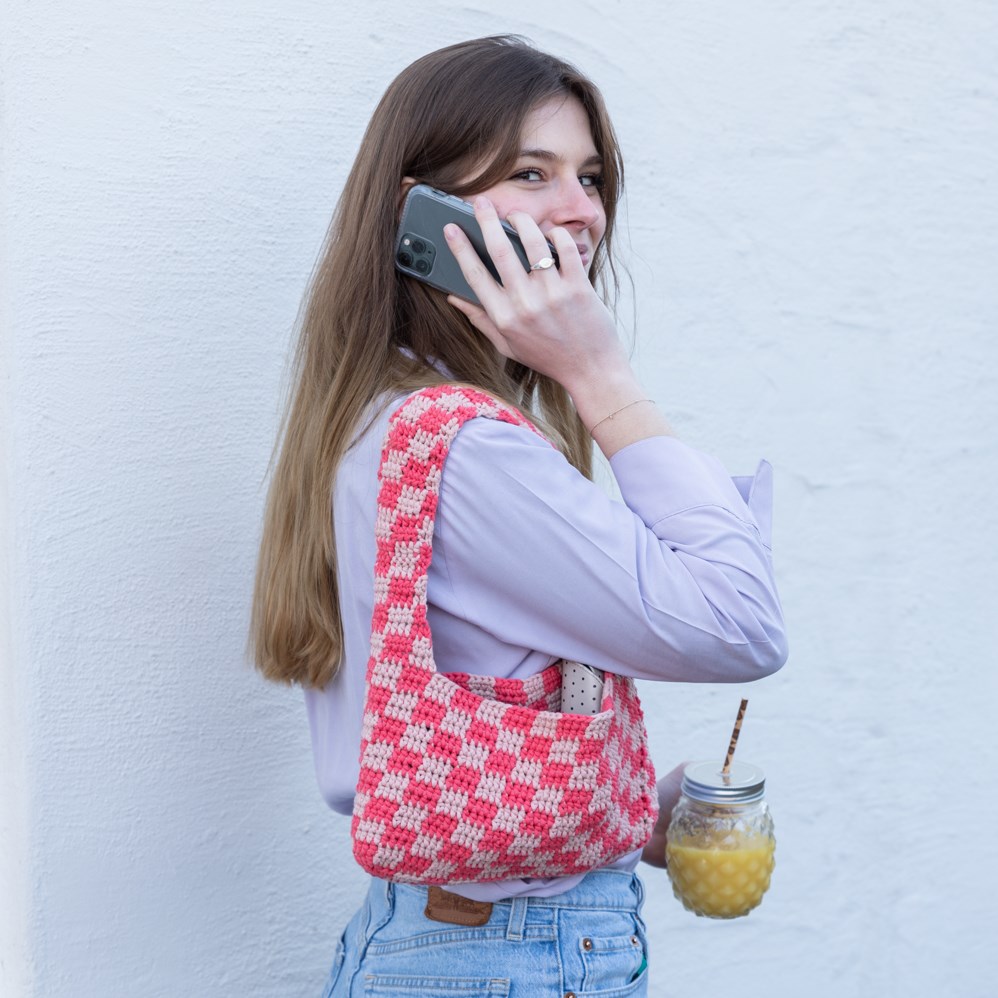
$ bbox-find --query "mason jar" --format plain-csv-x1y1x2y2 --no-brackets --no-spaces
665,760,776,919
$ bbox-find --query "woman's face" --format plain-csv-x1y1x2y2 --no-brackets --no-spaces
467,95,607,271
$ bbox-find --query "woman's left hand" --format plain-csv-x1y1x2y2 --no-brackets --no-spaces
641,762,688,869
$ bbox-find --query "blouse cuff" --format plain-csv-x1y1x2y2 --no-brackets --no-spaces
609,436,774,548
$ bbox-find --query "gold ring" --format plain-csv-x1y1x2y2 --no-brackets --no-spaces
529,256,556,271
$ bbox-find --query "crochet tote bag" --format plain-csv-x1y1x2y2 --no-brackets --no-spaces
351,385,658,884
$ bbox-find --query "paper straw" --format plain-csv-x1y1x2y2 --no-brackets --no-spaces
721,698,749,775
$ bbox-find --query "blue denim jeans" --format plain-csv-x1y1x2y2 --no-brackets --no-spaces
321,870,649,997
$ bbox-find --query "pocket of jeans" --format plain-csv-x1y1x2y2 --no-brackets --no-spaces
363,975,510,996
579,928,647,993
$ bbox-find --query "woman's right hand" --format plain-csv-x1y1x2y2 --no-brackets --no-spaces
443,197,671,456
443,196,625,391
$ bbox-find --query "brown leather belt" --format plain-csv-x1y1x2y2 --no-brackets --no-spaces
424,886,494,926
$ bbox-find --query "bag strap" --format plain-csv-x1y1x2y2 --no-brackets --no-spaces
372,385,543,676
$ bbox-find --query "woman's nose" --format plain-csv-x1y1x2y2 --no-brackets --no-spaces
549,178,602,230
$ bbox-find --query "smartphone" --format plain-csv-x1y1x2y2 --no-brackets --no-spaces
395,184,558,305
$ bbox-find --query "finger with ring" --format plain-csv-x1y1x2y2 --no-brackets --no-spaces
529,256,556,272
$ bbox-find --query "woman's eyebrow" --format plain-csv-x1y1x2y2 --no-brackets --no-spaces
518,148,604,169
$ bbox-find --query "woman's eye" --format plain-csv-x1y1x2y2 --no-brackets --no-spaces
513,169,544,182
580,173,604,190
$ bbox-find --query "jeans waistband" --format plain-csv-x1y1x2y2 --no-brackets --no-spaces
367,870,644,941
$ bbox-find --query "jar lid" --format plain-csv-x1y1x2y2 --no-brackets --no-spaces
681,760,766,803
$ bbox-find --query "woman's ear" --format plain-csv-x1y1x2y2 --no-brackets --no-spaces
398,176,418,217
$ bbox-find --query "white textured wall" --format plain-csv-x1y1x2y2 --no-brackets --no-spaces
2,2,996,996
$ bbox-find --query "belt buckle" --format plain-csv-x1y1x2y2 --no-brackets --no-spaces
424,886,494,926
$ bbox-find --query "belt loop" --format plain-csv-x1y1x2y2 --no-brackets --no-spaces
631,873,645,912
505,896,528,941
362,878,395,947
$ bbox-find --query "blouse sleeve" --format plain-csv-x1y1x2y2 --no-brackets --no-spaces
430,418,787,683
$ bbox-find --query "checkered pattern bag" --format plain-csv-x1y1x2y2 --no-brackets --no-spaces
351,385,658,884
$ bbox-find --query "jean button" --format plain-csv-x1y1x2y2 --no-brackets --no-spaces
565,993,577,998
582,937,593,951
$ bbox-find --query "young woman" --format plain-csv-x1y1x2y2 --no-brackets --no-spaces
252,35,787,997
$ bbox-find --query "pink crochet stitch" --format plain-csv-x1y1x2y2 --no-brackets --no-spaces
351,385,658,884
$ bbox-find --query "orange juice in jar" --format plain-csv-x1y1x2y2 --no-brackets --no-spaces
666,761,775,919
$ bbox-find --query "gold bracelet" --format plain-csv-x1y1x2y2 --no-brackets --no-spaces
586,399,654,434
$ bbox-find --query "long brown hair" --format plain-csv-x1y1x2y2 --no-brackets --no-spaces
252,36,625,687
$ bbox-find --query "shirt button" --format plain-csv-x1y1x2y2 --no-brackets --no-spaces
582,937,593,951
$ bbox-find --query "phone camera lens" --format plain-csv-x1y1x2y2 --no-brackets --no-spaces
412,239,426,254
415,259,430,274
398,251,413,267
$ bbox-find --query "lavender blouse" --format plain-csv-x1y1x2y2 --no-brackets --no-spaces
305,394,787,901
